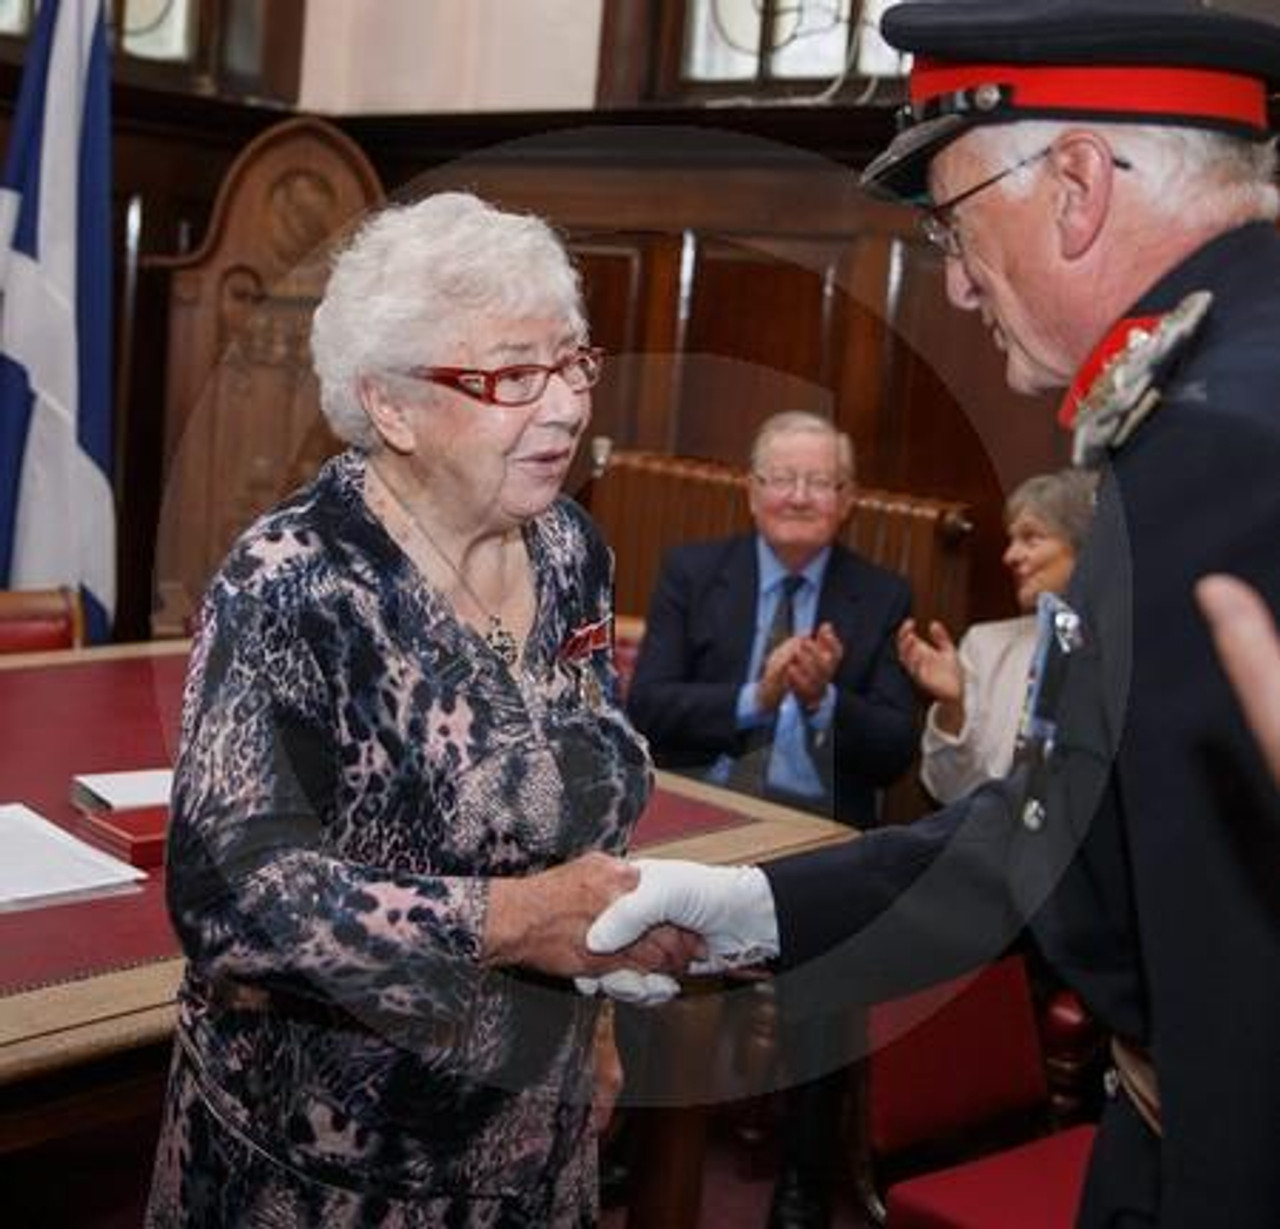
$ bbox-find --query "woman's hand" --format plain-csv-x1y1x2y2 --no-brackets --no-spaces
897,618,963,702
898,618,966,735
590,1004,624,1135
482,852,704,978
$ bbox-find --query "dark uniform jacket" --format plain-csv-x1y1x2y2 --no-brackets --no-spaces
626,533,916,827
764,222,1280,1227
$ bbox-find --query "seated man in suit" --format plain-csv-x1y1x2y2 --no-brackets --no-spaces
626,410,917,1228
626,410,916,826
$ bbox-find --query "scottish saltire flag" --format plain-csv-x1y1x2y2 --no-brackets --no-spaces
0,0,113,641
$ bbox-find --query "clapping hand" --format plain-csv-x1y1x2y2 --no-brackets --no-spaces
896,617,963,703
786,622,843,710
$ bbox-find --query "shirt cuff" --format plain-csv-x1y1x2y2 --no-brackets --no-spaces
923,701,969,747
736,681,772,729
804,684,836,731
736,866,781,961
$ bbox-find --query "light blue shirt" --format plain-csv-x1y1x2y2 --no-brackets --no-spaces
707,538,836,799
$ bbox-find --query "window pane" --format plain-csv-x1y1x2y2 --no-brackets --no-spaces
855,0,910,77
121,0,195,63
769,0,852,80
221,0,264,79
0,0,30,36
683,0,761,82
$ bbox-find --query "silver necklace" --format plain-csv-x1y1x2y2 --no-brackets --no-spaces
368,462,521,667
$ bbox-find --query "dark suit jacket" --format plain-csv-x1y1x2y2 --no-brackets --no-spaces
625,534,916,827
763,223,1280,1228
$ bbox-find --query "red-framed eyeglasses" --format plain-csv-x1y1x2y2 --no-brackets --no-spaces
401,346,604,407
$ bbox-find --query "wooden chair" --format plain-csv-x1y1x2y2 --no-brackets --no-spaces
0,586,85,654
852,955,1097,1228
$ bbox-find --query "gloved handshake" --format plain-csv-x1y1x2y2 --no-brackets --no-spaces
574,858,780,1006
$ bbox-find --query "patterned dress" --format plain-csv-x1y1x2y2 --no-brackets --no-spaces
146,451,651,1228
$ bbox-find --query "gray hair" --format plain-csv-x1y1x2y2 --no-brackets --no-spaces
1005,468,1098,552
750,410,856,484
970,120,1280,226
310,192,586,449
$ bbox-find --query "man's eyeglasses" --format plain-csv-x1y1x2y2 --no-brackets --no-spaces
401,346,604,407
753,471,846,499
919,146,1134,259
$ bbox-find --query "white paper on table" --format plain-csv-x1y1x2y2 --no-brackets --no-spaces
71,768,173,811
0,803,147,911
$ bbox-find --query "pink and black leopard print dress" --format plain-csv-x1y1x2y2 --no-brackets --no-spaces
146,451,651,1228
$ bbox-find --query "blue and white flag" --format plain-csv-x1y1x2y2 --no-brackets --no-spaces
0,0,113,641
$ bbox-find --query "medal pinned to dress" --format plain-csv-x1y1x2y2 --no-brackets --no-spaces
1059,290,1213,469
560,613,612,712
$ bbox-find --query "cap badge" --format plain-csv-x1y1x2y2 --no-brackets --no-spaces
974,83,1003,112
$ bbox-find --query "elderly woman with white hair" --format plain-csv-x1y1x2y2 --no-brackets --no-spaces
146,192,686,1227
897,468,1097,804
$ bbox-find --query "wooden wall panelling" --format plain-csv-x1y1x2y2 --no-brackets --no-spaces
836,233,898,483
878,239,1068,622
575,232,683,449
146,117,384,636
634,231,694,455
1,90,1078,637
676,236,848,464
558,237,644,501
388,137,1059,623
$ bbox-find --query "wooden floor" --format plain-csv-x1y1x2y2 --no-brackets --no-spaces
602,1118,877,1229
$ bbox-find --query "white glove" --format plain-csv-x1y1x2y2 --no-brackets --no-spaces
586,858,780,975
574,969,681,1007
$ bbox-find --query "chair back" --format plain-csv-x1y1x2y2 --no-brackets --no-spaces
0,586,85,654
587,449,973,633
866,955,1049,1158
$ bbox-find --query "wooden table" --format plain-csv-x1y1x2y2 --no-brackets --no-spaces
0,642,854,1222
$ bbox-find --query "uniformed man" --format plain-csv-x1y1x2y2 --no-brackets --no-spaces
587,2,1280,1225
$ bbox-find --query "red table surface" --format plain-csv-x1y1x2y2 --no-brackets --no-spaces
0,653,749,996
0,654,187,996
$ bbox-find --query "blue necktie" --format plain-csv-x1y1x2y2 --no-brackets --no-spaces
734,574,804,792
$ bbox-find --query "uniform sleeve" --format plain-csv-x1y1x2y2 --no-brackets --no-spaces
166,586,488,1026
764,772,1026,1009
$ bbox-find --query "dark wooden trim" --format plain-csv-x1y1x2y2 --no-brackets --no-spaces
337,103,899,176
652,0,693,100
596,0,661,108
218,0,304,106
0,0,301,106
0,59,289,140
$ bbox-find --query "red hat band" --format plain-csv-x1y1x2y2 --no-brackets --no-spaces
910,59,1269,133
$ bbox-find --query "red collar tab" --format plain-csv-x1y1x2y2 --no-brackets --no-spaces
1058,315,1163,429
910,59,1269,133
